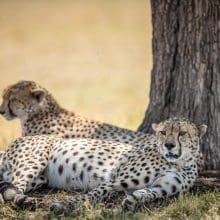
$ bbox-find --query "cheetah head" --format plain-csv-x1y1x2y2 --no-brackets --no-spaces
152,118,207,162
0,81,59,121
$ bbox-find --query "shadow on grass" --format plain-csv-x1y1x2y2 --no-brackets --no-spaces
0,177,219,220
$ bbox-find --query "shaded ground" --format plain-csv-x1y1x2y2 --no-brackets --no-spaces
193,177,220,192
0,177,219,220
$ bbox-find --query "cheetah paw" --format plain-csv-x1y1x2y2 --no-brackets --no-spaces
122,195,138,212
50,201,69,215
14,194,37,211
132,189,147,201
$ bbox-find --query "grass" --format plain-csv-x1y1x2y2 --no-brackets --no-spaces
0,1,219,219
0,187,219,220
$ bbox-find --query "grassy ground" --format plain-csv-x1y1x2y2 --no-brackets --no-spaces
0,1,219,219
0,181,219,220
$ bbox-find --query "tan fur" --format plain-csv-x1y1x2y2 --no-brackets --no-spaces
0,81,154,147
50,118,206,213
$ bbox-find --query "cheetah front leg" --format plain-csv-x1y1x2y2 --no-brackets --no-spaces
0,162,48,209
122,171,192,212
0,172,47,208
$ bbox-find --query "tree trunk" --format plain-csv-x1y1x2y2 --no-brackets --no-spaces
139,0,220,170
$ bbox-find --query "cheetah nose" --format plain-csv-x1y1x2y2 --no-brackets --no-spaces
165,143,175,150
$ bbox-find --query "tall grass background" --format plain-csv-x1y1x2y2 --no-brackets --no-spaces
0,0,152,148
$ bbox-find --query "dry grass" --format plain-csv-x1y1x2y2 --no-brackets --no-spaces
0,0,152,148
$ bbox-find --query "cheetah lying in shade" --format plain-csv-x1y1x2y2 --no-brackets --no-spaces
0,80,155,147
0,118,206,213
0,81,204,171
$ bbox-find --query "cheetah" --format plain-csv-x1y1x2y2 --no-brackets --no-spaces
0,81,204,173
0,80,154,147
0,118,206,213
0,135,137,206
50,118,207,213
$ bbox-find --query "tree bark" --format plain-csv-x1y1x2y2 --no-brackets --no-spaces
139,0,220,170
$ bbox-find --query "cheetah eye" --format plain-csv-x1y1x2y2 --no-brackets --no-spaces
159,131,166,135
179,131,187,136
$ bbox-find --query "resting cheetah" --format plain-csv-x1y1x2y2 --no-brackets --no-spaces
0,118,206,213
50,118,207,213
0,80,154,147
0,134,141,206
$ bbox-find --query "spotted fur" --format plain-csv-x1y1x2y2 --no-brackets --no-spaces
50,118,207,213
0,80,154,146
0,135,137,205
0,118,206,212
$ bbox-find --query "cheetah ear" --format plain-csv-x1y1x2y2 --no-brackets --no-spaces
198,125,207,138
152,123,158,132
31,89,45,102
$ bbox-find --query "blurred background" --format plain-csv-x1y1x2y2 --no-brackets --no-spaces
0,0,152,147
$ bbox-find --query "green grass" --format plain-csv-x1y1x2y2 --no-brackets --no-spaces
0,189,219,220
157,191,220,220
